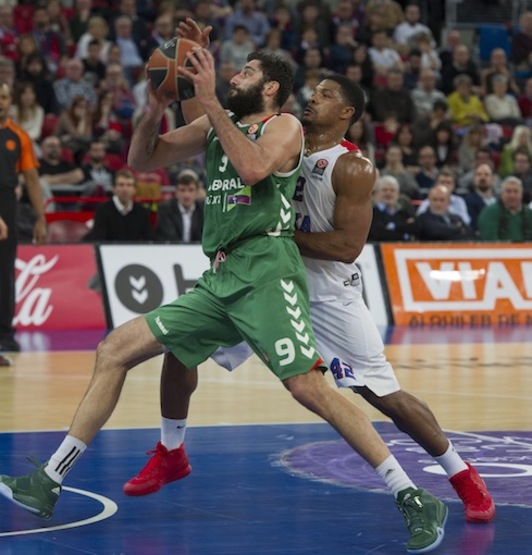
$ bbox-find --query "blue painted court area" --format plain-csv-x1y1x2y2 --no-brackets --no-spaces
1,423,530,555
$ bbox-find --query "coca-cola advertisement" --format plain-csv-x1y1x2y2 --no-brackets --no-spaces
14,245,106,330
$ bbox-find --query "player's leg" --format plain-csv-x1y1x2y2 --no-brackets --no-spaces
312,289,494,523
123,353,196,495
0,316,164,519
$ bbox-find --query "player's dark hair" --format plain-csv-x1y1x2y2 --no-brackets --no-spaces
248,51,294,109
324,74,365,125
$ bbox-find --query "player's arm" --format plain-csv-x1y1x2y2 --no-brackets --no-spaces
0,216,7,240
180,49,302,184
128,92,210,172
294,153,375,263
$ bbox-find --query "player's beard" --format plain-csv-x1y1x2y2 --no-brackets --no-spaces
227,79,266,119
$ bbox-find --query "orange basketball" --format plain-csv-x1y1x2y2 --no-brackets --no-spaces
146,38,200,101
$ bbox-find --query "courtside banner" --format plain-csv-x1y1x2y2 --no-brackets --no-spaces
14,245,105,330
98,244,390,329
380,243,532,327
98,244,210,328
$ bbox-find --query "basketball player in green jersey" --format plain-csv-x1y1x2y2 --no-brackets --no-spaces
0,47,446,552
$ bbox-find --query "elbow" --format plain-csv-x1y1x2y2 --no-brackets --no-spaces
127,152,145,172
240,169,264,186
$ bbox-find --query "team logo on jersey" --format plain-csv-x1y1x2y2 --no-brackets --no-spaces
311,159,328,175
247,123,259,141
225,185,252,211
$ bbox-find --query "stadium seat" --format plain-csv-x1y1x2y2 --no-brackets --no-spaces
478,24,511,62
46,220,91,243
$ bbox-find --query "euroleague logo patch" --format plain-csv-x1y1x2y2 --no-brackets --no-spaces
247,123,259,141
311,159,328,175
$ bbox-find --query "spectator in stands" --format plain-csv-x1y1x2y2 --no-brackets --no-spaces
439,29,462,69
412,98,449,148
69,0,93,44
478,176,532,241
268,5,296,52
99,63,137,122
512,11,532,72
224,0,270,48
368,30,403,76
414,145,439,195
112,0,149,57
295,68,322,111
484,74,522,126
113,15,143,85
75,16,111,63
331,0,364,42
11,81,44,146
144,13,175,60
38,135,84,203
344,64,370,102
415,32,441,74
0,54,14,87
156,171,204,243
220,24,255,71
416,169,470,225
380,144,420,201
518,77,532,125
415,184,474,241
46,0,72,53
430,120,457,169
346,119,375,165
82,39,106,89
0,6,18,62
329,22,357,74
30,6,66,76
463,162,498,232
402,47,422,90
511,149,532,203
459,149,501,193
92,89,125,155
215,61,237,108
53,57,97,112
393,3,434,54
15,33,39,76
368,175,417,241
480,48,520,97
368,68,416,123
260,27,296,69
81,140,116,195
411,68,446,118
351,44,374,90
393,123,418,171
447,74,488,127
19,53,58,115
293,1,331,53
440,44,480,95
457,124,486,174
365,0,403,35
54,95,93,164
193,1,221,53
293,47,325,92
499,125,532,177
357,10,386,47
83,169,155,242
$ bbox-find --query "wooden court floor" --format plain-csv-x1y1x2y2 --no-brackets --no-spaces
0,327,531,554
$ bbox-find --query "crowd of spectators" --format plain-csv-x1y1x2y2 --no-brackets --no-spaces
1,0,532,243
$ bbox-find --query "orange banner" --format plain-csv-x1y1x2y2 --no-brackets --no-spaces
380,243,532,327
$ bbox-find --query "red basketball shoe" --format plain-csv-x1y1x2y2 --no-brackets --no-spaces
449,462,495,523
123,442,192,496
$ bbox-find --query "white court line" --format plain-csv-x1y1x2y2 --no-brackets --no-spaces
0,486,118,537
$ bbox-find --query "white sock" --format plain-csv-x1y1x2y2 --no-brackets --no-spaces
44,435,87,484
161,417,187,451
434,440,468,478
376,455,416,499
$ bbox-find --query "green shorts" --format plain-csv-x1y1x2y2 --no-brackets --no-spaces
145,235,326,381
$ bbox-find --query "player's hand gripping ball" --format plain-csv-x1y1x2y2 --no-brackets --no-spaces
146,37,200,101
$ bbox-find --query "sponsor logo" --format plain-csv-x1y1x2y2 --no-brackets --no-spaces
115,264,163,313
311,159,328,175
154,316,169,335
208,177,242,191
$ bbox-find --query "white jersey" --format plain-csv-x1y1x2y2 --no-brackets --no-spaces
293,141,361,302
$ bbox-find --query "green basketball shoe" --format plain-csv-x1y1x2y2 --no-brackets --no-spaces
0,463,61,520
396,487,448,554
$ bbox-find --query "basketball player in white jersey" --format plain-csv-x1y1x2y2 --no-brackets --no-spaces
124,69,494,539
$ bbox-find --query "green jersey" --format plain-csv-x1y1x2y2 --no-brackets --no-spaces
201,113,304,259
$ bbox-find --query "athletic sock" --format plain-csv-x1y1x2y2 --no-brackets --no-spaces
376,455,416,499
161,417,187,451
44,435,87,484
434,440,468,478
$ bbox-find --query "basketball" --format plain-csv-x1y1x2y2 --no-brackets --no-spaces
146,37,200,101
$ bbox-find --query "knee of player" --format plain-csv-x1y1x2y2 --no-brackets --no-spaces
285,370,328,407
95,334,126,372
